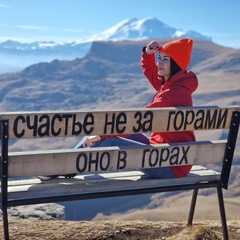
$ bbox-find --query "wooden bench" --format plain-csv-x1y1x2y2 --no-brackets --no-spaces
0,106,240,240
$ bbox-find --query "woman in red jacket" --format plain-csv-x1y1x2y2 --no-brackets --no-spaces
76,38,198,179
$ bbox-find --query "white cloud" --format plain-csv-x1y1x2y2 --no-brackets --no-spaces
0,36,33,43
17,25,47,31
0,3,9,8
0,35,76,43
63,28,85,33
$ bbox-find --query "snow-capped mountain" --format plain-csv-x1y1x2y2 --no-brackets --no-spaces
78,17,211,43
0,17,211,73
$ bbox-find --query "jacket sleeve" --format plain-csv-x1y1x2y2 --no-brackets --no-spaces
141,48,162,91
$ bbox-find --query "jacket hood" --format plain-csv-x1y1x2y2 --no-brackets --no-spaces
163,70,198,93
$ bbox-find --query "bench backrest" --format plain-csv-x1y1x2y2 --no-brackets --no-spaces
0,106,239,139
1,106,240,188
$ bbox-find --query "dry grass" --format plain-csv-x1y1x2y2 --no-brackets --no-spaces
0,219,240,240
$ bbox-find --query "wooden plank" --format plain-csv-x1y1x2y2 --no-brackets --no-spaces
6,167,219,186
6,169,220,201
0,106,239,139
7,140,226,178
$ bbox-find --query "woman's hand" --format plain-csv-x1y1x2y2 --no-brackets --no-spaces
82,135,102,148
145,41,162,54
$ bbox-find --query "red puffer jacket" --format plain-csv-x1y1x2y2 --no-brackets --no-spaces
141,51,198,177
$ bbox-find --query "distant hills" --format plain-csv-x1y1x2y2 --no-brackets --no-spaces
0,17,212,73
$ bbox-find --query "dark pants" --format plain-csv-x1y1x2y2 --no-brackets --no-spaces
75,134,176,179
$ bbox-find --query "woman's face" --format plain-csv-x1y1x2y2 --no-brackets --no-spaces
157,52,171,81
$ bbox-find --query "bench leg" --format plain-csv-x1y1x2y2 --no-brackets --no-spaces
2,206,9,240
217,186,229,240
187,188,198,226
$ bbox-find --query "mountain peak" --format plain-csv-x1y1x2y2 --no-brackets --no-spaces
79,17,211,43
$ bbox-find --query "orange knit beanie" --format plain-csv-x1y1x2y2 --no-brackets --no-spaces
159,38,193,70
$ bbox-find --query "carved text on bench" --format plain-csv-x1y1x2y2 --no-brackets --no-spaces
76,145,191,172
12,108,228,138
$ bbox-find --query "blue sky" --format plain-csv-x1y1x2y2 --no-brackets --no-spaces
0,0,239,49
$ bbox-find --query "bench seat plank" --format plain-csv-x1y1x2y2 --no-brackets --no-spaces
4,167,220,203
